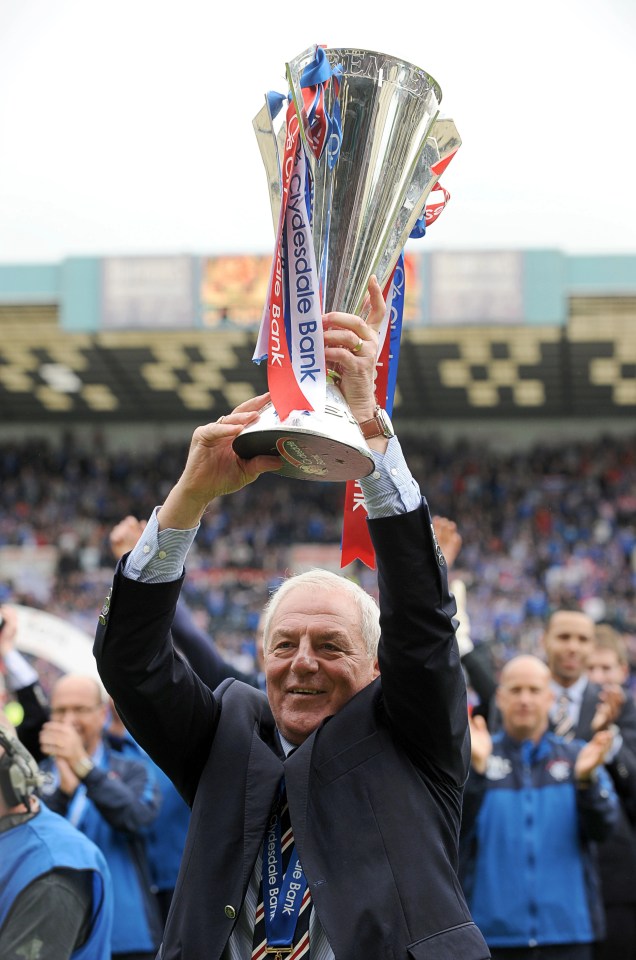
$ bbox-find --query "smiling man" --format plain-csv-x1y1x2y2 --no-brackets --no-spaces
95,279,490,960
261,570,380,746
543,610,596,691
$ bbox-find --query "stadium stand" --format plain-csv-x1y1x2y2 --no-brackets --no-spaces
0,250,635,688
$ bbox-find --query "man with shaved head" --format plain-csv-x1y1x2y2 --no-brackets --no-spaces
38,674,163,960
461,654,618,960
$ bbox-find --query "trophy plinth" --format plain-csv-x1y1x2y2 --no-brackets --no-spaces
233,380,374,482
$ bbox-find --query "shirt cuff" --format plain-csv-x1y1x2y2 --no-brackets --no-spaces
3,649,39,690
358,437,421,518
124,507,199,583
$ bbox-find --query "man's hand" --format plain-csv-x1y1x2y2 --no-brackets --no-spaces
110,516,147,560
39,720,86,766
469,714,492,774
54,757,82,796
323,276,386,447
432,516,462,569
591,683,625,732
39,721,88,795
575,729,614,782
158,393,282,530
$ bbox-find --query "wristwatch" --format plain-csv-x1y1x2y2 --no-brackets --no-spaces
357,405,395,440
72,755,95,780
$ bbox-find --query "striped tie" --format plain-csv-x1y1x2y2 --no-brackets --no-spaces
251,788,311,960
553,693,575,741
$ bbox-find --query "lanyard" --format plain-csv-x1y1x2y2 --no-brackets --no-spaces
261,784,308,950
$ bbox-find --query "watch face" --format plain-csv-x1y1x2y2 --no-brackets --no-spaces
378,408,395,437
359,407,394,440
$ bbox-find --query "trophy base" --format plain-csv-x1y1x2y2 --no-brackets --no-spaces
233,426,374,482
232,388,375,482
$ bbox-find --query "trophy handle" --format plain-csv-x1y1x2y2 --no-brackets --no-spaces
253,100,283,235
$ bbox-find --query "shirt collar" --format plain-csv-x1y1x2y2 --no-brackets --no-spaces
0,808,38,834
550,673,588,706
278,732,298,757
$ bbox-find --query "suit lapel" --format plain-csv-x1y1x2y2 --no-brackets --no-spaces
577,680,600,740
283,731,316,860
243,726,285,884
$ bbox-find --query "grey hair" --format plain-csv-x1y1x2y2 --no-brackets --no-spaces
261,569,380,660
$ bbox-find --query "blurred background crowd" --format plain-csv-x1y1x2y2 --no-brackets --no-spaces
1,429,634,693
1,424,635,960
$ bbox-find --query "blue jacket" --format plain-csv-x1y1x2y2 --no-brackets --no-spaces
107,728,190,893
40,740,163,954
0,801,113,959
461,730,619,948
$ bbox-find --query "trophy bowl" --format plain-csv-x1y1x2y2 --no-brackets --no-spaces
233,46,454,482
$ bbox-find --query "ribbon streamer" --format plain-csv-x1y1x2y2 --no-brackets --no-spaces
340,172,456,568
299,47,331,161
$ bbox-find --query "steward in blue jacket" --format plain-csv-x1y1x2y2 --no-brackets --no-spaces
105,706,190,923
461,655,618,960
0,719,113,959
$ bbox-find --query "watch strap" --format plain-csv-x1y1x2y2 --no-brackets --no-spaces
358,405,393,440
72,756,95,780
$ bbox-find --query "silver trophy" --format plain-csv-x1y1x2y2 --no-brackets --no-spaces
233,47,461,481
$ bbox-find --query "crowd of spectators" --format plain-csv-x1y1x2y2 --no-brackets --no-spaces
1,428,635,685
2,424,636,960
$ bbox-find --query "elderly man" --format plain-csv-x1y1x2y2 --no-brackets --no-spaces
39,674,163,960
462,655,618,960
95,278,490,960
0,715,113,959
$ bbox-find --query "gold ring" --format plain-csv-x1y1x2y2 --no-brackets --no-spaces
217,415,226,423
352,339,363,354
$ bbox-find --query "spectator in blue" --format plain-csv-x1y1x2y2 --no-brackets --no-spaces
0,715,113,959
461,654,618,960
105,696,190,924
38,674,163,960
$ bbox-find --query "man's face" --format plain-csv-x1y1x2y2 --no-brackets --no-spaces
542,611,595,686
587,647,628,687
497,658,554,742
50,676,107,754
264,584,379,745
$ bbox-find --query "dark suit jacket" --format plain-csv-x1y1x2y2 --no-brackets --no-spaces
573,679,636,905
94,501,490,960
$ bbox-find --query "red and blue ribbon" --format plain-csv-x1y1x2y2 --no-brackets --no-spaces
340,176,456,568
